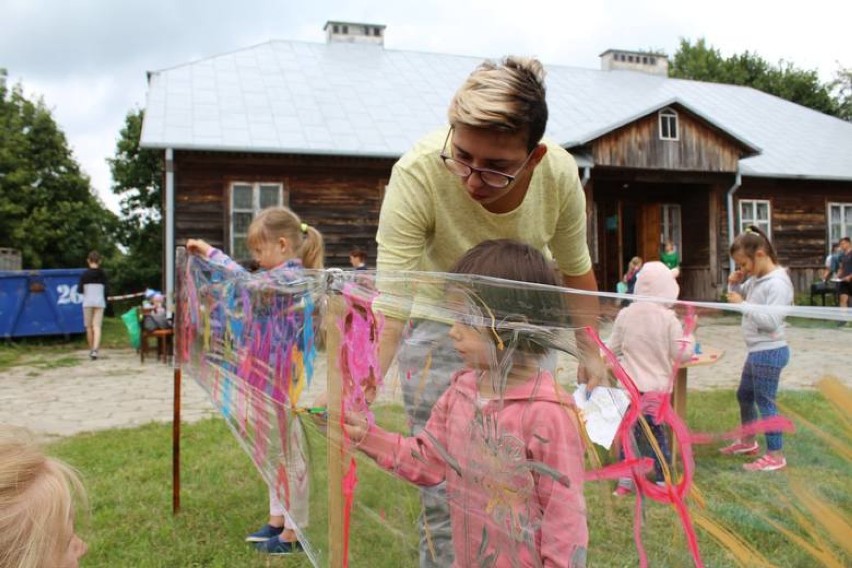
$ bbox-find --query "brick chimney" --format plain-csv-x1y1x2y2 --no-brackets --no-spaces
600,49,668,76
324,21,386,46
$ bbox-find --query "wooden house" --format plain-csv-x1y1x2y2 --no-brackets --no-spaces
140,23,852,303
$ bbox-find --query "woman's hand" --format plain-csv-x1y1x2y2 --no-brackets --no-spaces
186,239,212,257
727,291,744,304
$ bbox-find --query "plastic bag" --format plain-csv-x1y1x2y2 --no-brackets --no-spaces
121,307,141,349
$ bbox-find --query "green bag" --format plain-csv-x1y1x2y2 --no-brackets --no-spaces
121,307,141,349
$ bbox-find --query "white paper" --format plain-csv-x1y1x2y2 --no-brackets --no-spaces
573,385,630,449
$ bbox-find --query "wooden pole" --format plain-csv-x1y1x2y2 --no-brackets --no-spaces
172,247,184,515
172,366,181,514
325,295,345,567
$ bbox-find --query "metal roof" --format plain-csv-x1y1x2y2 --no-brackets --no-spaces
140,39,852,181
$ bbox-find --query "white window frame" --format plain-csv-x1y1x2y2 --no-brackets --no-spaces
660,204,682,257
738,199,771,238
828,202,852,252
229,182,286,258
659,108,679,141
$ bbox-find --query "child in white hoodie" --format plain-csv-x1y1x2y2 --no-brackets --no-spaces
608,261,694,495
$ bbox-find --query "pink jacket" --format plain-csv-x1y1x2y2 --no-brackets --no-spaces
359,369,588,567
608,261,694,394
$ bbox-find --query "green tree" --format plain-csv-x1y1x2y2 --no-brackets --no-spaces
106,109,163,294
670,38,841,118
830,66,852,121
0,78,117,268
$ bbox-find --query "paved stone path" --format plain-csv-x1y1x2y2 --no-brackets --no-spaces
2,323,848,440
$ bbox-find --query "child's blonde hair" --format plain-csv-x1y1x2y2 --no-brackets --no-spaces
628,256,642,269
247,206,325,269
0,426,87,568
730,225,778,264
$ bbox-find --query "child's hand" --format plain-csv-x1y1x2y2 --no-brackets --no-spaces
343,411,369,445
186,239,212,257
727,291,744,304
728,270,744,285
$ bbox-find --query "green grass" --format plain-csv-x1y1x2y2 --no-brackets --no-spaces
48,388,851,567
0,316,129,371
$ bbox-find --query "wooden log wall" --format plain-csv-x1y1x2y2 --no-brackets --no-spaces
593,109,745,172
172,150,395,268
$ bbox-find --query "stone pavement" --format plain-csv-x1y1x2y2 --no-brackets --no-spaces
1,323,847,440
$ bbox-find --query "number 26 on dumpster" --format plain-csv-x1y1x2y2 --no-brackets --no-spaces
57,284,83,305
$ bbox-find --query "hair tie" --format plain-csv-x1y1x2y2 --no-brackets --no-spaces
300,222,308,234
745,227,754,234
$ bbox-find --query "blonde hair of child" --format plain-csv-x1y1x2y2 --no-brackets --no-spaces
246,206,325,269
0,426,87,568
447,56,548,152
730,224,778,264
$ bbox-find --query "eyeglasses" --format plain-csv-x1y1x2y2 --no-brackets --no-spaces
439,128,534,190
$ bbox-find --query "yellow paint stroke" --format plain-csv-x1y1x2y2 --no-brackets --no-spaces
693,510,775,568
789,478,852,556
414,351,432,407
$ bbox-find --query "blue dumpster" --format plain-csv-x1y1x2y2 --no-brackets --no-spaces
0,269,86,338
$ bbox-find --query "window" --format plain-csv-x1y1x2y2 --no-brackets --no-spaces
333,24,339,33
659,108,678,140
828,202,852,250
738,199,771,237
342,25,348,34
229,182,286,259
660,204,682,257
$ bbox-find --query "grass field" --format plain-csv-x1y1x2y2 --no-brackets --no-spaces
48,389,850,567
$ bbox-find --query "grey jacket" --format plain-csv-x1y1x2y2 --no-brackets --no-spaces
730,267,793,352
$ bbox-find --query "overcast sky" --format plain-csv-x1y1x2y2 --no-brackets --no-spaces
3,0,849,213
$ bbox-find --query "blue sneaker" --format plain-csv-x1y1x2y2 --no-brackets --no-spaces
245,524,284,543
255,537,304,555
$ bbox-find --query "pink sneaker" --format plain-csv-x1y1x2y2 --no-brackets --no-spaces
743,454,786,472
719,440,759,455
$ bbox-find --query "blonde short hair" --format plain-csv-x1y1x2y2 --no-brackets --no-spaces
448,56,548,151
0,427,87,568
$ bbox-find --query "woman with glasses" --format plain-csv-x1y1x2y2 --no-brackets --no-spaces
374,55,600,568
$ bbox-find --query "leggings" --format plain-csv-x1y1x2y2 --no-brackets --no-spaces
736,346,790,452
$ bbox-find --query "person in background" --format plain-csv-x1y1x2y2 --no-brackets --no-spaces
836,238,852,310
375,55,600,567
0,426,88,568
623,256,643,294
660,240,680,277
348,248,368,270
721,225,793,471
78,250,108,360
822,241,843,281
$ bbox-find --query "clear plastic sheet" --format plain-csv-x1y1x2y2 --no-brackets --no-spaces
177,252,851,567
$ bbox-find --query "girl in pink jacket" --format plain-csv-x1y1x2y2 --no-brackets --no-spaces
346,240,588,567
608,261,694,496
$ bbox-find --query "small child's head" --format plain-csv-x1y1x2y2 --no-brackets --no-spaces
633,261,680,301
0,427,88,568
730,225,778,276
629,256,642,269
664,240,675,253
448,239,561,363
86,251,100,268
246,207,325,270
348,248,367,268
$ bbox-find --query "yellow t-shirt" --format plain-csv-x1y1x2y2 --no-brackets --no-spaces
376,127,592,276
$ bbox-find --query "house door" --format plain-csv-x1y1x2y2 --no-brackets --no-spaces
639,203,662,261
